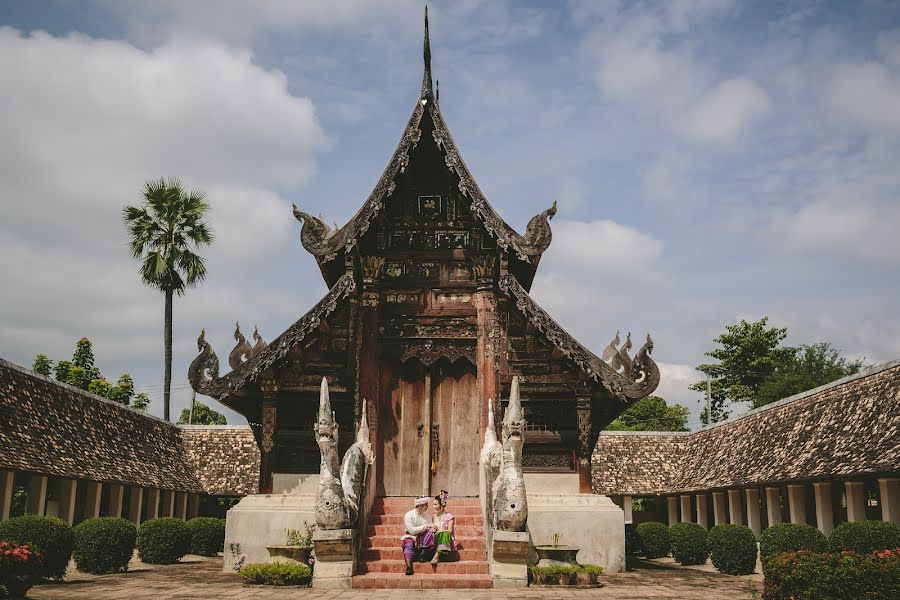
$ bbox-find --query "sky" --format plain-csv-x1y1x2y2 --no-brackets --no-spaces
1,0,898,429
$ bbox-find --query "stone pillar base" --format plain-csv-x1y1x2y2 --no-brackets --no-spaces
491,530,529,587
312,528,355,589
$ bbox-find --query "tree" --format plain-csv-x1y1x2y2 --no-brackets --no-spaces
124,178,213,421
32,354,53,376
66,338,102,389
37,339,139,406
54,360,72,383
132,393,151,412
605,396,689,431
177,400,227,425
755,342,864,408
88,373,135,406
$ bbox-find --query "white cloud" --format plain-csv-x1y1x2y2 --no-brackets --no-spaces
677,77,770,142
828,62,900,132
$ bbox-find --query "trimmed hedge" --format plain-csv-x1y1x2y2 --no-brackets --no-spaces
137,518,191,564
828,521,900,554
186,518,225,557
72,517,136,574
759,523,827,565
762,549,900,600
636,521,671,558
239,562,311,586
0,514,74,580
708,524,758,575
670,522,709,565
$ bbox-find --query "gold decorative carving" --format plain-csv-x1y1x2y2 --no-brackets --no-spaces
262,402,277,454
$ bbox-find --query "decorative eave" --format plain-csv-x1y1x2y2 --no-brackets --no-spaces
497,273,660,402
292,9,556,283
188,272,356,402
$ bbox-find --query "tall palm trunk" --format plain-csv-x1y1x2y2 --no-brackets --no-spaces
164,288,173,421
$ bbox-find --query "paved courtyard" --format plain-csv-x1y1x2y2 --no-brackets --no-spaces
28,556,762,600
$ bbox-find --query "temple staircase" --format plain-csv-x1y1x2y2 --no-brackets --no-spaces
352,496,492,589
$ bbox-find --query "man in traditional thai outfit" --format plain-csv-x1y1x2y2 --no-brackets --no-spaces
401,496,436,575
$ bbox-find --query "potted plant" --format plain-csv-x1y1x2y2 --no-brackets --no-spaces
576,564,603,586
529,565,547,585
555,564,578,585
534,532,581,567
266,521,315,565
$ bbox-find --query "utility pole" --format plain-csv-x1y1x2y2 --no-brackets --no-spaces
706,375,712,426
188,390,196,425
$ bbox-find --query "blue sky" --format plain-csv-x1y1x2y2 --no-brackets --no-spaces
1,1,898,428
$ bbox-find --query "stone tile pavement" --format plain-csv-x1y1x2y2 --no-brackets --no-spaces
28,556,763,599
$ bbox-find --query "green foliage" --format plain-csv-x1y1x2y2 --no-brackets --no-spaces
72,517,136,574
53,360,72,383
107,374,135,405
186,518,226,556
636,521,671,558
828,521,900,554
87,378,113,398
755,343,863,408
669,522,709,565
529,564,578,584
239,562,312,586
708,524,758,575
32,354,53,376
177,400,227,425
0,514,74,580
579,564,604,575
762,549,900,600
131,392,151,411
136,518,191,564
605,395,689,431
759,524,827,565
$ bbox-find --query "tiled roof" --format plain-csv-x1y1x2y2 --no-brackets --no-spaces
180,426,259,496
593,361,900,496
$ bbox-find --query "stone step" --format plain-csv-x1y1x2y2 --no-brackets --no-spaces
370,505,483,516
368,514,483,526
364,535,486,550
361,548,486,562
352,573,492,590
367,524,484,537
375,497,482,506
358,560,490,575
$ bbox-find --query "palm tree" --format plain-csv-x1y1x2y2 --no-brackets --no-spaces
123,178,213,421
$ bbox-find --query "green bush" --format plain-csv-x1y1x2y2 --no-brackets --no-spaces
72,517,136,574
186,518,225,557
762,549,900,600
708,524,758,575
759,523,826,566
579,564,604,575
136,518,191,564
239,562,311,586
636,521,671,558
828,521,900,554
669,522,709,565
0,514,74,580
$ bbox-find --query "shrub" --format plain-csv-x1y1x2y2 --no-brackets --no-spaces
72,517,136,574
669,522,709,565
0,514,74,580
636,521,671,558
762,549,900,600
828,521,900,554
759,523,826,566
239,562,311,586
0,541,43,598
137,518,191,564
186,518,225,557
579,564,604,575
708,524,758,575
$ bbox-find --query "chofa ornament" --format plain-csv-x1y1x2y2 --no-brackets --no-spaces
491,376,528,532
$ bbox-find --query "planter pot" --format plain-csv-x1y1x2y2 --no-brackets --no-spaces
531,571,546,585
534,545,580,567
558,572,577,586
266,545,313,565
576,571,597,586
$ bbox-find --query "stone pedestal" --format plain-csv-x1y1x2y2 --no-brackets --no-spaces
311,528,355,589
222,493,316,572
491,530,529,588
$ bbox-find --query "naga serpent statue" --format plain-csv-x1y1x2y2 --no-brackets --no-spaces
491,376,528,532
314,377,374,530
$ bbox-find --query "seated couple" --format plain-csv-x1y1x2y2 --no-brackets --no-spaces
400,492,456,575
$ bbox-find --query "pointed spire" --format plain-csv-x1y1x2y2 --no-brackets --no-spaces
421,6,433,99
318,377,333,425
356,399,369,445
504,376,523,424
481,395,498,462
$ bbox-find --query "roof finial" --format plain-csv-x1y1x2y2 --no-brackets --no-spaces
422,5,433,98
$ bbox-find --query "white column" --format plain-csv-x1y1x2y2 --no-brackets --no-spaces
160,490,175,517
728,489,744,525
696,494,709,529
813,482,834,535
680,495,692,523
175,492,188,520
26,475,48,515
766,487,782,526
788,484,806,524
667,496,678,526
713,492,727,525
845,481,866,522
0,471,14,521
623,495,633,524
145,488,160,520
58,479,77,525
128,487,143,526
746,488,761,537
83,482,102,520
878,478,900,524
107,484,124,517
187,493,200,520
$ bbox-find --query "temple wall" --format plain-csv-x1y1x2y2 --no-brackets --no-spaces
223,493,316,571
523,472,579,494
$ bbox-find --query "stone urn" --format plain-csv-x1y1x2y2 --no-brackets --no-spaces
266,545,313,565
534,545,580,567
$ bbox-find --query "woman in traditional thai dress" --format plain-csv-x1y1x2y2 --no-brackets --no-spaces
430,492,456,564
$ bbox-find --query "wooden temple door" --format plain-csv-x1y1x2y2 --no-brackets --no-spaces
429,360,479,497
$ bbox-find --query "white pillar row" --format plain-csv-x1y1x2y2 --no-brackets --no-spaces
175,492,188,520
667,496,678,526
788,484,806,524
623,495,633,524
878,478,900,524
728,489,744,525
58,479,78,525
813,482,834,535
0,471,14,521
845,481,866,522
680,495,692,523
128,487,143,526
713,492,727,525
83,482,102,521
187,493,200,520
26,475,48,516
160,490,175,518
107,484,124,518
696,494,709,529
766,487,782,526
746,488,762,537
145,488,160,520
